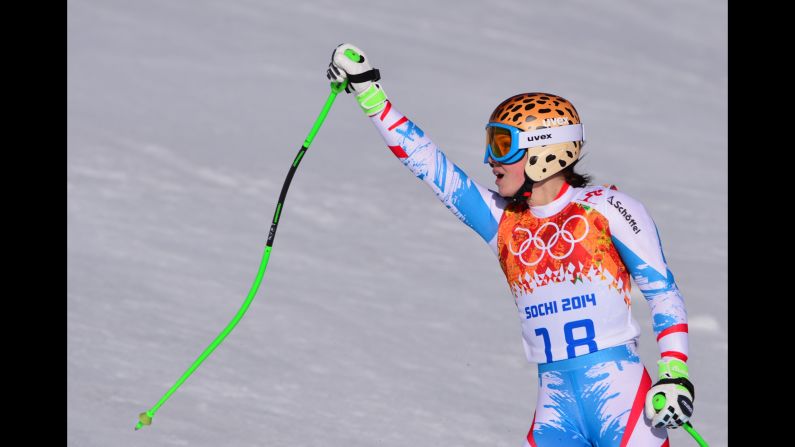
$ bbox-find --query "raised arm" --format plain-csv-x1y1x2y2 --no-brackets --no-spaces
327,43,506,253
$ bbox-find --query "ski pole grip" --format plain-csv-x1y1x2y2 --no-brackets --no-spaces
652,393,666,411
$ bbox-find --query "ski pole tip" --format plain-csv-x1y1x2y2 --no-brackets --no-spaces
135,411,153,431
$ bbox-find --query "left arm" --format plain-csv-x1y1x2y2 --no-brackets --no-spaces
600,189,694,429
602,190,688,361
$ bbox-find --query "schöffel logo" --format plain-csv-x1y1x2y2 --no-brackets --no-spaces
526,134,552,143
606,196,641,234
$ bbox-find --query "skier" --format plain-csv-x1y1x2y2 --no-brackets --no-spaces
326,43,694,447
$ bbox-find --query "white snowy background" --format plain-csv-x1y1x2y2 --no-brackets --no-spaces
67,0,727,445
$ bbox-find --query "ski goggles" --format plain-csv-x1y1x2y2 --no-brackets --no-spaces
483,122,585,164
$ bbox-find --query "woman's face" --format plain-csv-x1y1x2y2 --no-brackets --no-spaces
489,152,527,197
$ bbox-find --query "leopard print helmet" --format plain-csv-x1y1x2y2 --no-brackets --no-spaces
488,92,584,182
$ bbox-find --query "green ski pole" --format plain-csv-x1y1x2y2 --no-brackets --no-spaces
652,393,709,446
134,79,349,431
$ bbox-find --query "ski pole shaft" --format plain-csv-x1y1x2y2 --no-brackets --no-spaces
652,393,709,446
135,80,349,431
683,422,709,447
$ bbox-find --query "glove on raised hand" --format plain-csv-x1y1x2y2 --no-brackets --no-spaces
326,43,381,93
326,43,388,115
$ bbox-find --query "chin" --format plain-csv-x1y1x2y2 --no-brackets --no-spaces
498,186,520,198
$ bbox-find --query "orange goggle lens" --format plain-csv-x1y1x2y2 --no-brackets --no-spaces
486,126,513,158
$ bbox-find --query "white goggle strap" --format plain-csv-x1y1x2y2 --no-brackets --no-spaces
517,124,585,149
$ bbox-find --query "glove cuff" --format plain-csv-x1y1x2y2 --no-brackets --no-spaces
356,83,388,115
657,357,689,380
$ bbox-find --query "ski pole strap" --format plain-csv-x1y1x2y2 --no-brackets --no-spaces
346,68,380,85
656,377,695,398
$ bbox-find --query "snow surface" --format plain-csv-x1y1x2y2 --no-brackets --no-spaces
68,0,727,445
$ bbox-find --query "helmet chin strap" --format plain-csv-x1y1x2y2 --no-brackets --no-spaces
508,173,535,205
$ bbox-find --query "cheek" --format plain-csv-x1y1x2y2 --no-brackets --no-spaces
506,162,526,181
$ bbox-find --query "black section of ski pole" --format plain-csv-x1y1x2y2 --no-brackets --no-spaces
266,146,308,247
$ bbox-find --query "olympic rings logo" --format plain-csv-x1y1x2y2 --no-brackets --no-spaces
508,215,589,266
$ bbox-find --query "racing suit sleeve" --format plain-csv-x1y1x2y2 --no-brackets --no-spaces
365,99,506,255
601,189,689,361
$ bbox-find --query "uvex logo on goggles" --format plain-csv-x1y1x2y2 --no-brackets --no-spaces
519,124,585,149
527,134,553,142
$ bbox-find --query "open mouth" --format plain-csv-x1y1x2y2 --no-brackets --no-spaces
496,173,505,179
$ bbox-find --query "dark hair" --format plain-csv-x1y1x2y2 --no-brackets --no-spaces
562,162,591,187
562,142,591,187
